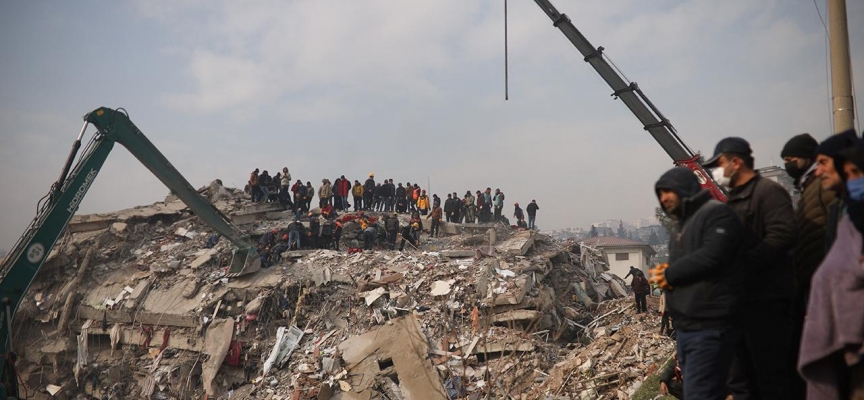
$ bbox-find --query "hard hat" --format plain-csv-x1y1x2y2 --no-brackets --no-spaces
282,234,288,240
514,202,519,206
412,223,420,228
369,173,374,177
272,228,279,233
308,212,313,217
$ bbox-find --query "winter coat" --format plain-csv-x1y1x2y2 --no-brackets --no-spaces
319,182,332,199
429,206,443,221
792,173,836,296
280,174,291,187
464,194,475,208
526,202,539,216
444,198,454,213
385,217,399,231
493,194,503,207
336,179,351,197
514,206,524,220
417,196,430,210
656,168,745,331
259,173,272,187
412,188,420,200
249,172,258,186
352,184,364,197
798,215,864,399
726,174,796,301
396,186,406,198
631,275,650,295
364,178,376,194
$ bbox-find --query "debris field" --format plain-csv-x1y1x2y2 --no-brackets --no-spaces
13,181,674,399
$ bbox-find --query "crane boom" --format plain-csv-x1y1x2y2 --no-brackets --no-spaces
533,0,726,201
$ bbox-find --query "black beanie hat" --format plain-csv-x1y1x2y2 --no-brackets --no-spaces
816,129,858,157
781,133,818,159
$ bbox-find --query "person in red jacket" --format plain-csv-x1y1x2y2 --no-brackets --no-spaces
335,175,351,210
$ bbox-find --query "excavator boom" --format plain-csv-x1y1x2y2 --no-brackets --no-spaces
0,107,258,398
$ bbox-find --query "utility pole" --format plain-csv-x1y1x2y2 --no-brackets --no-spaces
828,0,856,134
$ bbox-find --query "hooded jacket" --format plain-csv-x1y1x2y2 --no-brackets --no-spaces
655,168,745,331
319,181,332,199
417,195,430,210
526,202,539,216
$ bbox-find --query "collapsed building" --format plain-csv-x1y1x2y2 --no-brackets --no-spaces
11,181,674,399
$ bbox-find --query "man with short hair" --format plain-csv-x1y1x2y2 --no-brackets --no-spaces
427,203,443,238
385,213,399,250
352,180,364,212
650,167,745,399
526,200,539,230
493,189,504,221
703,137,795,399
318,179,332,208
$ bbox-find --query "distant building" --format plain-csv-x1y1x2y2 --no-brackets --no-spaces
757,166,797,204
580,236,656,279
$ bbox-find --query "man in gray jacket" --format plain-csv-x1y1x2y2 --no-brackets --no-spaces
703,137,795,400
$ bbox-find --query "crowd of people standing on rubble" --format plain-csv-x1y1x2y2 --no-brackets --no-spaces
243,170,541,264
646,129,864,399
244,170,540,227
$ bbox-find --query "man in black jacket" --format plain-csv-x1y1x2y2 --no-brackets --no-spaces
650,167,744,399
703,137,795,400
363,174,376,211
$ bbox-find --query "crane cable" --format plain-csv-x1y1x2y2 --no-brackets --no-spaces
504,0,509,100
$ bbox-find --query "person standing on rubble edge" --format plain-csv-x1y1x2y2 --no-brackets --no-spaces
428,203,443,238
526,200,539,230
631,270,650,313
702,137,795,399
258,170,273,203
417,190,430,216
649,166,745,399
249,168,260,202
493,189,504,221
513,202,524,225
464,191,476,223
352,180,364,212
364,173,376,211
319,179,332,208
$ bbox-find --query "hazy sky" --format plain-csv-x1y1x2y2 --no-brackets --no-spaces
1,0,862,251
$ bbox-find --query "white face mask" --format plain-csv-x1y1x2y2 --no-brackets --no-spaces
711,166,732,187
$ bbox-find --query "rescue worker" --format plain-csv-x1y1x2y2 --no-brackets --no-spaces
417,190,430,215
703,137,795,399
320,216,335,250
307,212,320,249
352,180,364,211
650,167,745,399
427,203,443,238
385,213,399,250
287,218,303,250
399,223,420,251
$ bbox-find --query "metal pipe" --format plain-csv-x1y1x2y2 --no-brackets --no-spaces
828,0,855,134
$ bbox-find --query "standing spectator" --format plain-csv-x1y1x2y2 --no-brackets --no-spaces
814,130,859,248
305,182,314,210
476,191,486,222
444,194,454,222
781,133,835,397
249,169,260,202
337,175,351,211
363,174,376,211
483,188,493,222
799,139,864,399
258,170,273,203
318,179,333,208
493,189,504,221
427,203,443,238
513,202,524,224
395,183,406,210
649,167,745,399
703,137,795,399
386,179,396,212
526,200,539,230
658,289,672,336
352,180,364,211
453,193,463,223
280,168,291,197
464,191,476,223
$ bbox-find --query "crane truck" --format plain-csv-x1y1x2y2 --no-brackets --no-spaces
533,0,727,201
0,107,261,398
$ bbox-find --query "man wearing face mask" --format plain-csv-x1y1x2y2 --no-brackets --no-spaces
780,133,836,398
813,130,860,248
799,138,864,398
702,137,796,400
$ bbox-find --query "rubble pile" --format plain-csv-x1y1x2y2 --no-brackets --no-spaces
12,181,675,399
